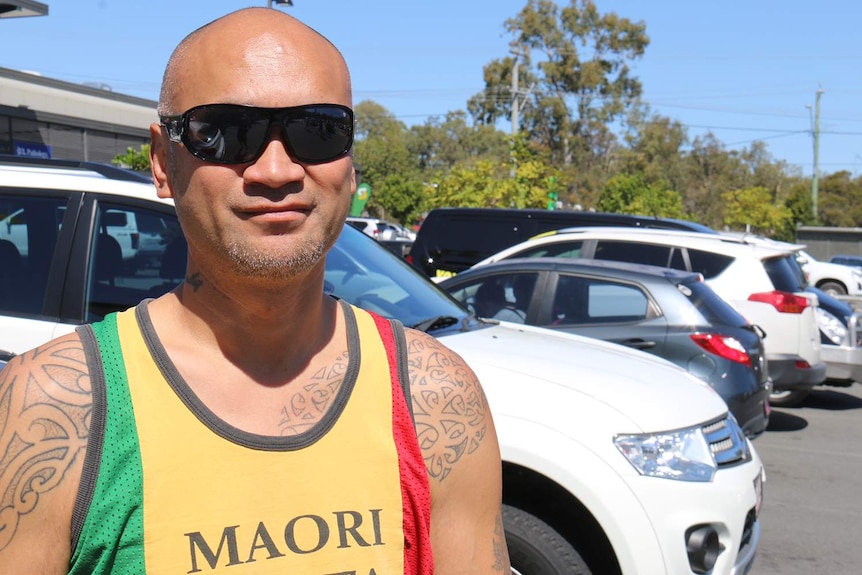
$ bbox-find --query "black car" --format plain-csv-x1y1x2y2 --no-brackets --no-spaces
440,257,772,438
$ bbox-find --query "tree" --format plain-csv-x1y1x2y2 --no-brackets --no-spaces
619,104,689,192
468,0,649,178
425,134,564,210
722,186,793,238
352,100,421,222
112,144,151,172
597,172,682,217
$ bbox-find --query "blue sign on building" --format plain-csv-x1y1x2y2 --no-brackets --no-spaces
14,140,52,158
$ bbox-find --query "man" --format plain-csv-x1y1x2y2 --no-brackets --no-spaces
0,8,508,574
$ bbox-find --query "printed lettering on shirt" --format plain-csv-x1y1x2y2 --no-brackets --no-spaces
185,509,385,573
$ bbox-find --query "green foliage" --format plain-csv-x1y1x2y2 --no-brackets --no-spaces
722,186,793,238
470,0,649,171
112,144,151,172
598,173,681,217
816,171,862,228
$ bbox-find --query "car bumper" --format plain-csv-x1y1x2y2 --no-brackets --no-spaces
766,356,827,390
822,343,862,382
622,456,764,575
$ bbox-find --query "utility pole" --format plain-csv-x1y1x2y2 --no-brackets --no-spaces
511,53,519,135
811,88,824,220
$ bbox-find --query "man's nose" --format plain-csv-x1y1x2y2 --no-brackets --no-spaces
242,126,305,187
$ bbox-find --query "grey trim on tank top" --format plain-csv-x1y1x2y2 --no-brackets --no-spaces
389,320,415,424
70,324,107,551
134,298,361,451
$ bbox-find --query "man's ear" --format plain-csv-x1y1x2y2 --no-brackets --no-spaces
150,123,174,199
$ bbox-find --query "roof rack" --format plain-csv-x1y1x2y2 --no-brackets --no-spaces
0,153,153,183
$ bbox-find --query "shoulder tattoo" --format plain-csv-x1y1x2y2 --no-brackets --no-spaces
406,332,489,482
278,350,349,436
0,337,91,550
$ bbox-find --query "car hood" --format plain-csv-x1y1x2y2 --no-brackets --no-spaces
438,321,726,433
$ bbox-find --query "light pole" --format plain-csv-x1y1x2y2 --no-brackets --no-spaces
267,0,293,7
809,88,824,220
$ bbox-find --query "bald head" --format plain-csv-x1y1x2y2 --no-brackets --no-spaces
158,7,351,116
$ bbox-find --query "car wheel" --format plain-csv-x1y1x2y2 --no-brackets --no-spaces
503,504,592,575
817,280,847,296
769,388,810,408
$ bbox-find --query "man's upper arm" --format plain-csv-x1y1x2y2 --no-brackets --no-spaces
0,332,92,573
404,329,510,574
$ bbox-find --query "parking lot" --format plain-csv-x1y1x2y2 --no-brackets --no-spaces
753,382,862,574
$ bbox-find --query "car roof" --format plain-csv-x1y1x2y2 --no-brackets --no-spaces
0,161,170,205
447,256,703,285
518,226,797,257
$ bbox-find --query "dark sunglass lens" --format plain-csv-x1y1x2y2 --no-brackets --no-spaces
186,107,270,163
285,107,353,163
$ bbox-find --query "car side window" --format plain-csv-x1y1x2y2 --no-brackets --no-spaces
448,273,537,323
686,248,734,279
85,202,185,320
593,241,672,267
0,194,68,316
517,240,584,259
550,274,649,325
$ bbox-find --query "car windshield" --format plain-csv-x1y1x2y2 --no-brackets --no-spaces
680,279,749,327
763,254,806,292
325,226,474,333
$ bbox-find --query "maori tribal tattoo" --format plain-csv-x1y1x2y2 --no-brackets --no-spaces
407,333,489,482
0,337,91,551
277,350,349,436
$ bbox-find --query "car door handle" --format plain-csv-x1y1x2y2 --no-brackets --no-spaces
620,339,656,350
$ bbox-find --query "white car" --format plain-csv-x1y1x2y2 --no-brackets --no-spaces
716,235,862,386
797,249,862,297
0,156,764,575
477,226,828,407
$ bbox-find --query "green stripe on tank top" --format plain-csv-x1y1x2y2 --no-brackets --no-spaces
69,313,146,575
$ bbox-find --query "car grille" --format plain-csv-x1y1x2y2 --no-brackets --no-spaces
702,415,750,467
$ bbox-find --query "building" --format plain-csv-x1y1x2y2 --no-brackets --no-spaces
0,65,156,163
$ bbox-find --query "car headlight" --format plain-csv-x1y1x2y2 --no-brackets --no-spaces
614,426,716,482
816,306,848,345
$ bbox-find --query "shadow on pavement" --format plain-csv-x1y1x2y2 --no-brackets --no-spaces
803,388,862,411
765,410,808,432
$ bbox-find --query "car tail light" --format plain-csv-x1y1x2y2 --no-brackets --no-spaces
131,232,139,249
690,333,752,366
748,290,809,313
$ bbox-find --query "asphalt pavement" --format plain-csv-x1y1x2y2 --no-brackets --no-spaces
750,382,862,574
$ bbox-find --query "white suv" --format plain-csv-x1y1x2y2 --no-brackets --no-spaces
797,249,862,296
478,226,828,407
0,157,764,575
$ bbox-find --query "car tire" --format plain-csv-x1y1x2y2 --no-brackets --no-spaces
817,280,847,296
769,388,810,407
503,504,592,575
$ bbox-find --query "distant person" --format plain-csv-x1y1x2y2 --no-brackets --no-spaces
475,282,526,323
0,7,508,574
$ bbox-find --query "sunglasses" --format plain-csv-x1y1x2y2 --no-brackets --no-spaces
160,103,354,165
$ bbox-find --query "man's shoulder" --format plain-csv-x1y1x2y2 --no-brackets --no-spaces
1,331,91,397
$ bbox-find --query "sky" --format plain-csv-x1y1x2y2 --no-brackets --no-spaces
2,0,861,177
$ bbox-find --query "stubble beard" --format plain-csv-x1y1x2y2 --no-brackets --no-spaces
225,236,326,279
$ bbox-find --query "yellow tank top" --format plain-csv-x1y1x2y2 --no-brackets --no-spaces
69,300,432,574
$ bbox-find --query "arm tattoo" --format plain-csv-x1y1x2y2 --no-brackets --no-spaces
492,512,511,572
0,338,91,550
277,350,349,436
407,334,488,482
